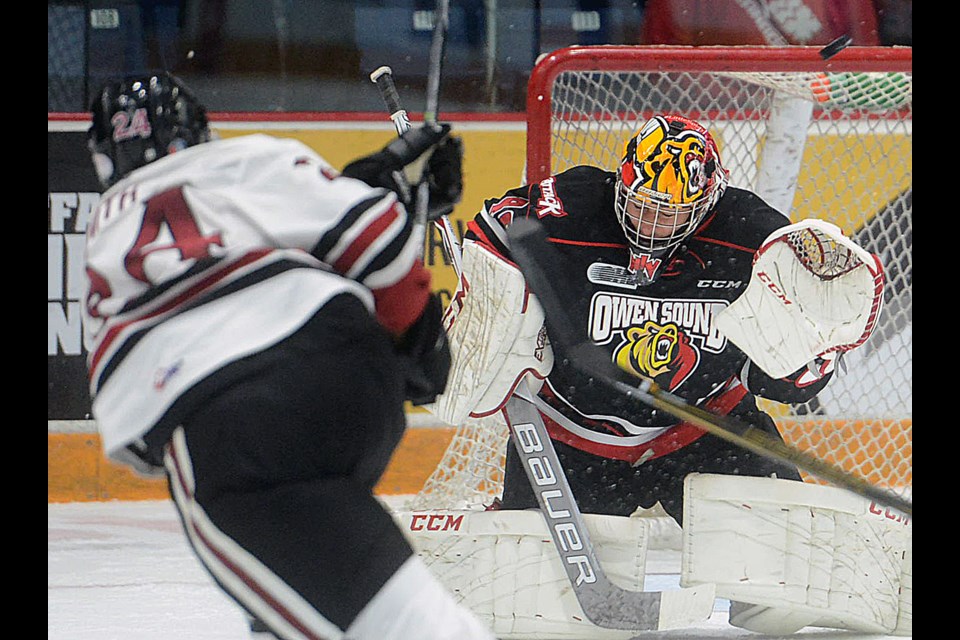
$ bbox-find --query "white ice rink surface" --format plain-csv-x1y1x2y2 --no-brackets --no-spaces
49,498,909,640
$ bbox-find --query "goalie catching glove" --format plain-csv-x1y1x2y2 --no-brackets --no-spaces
342,122,463,221
714,219,884,379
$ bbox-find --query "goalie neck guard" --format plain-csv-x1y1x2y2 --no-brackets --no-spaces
615,115,729,281
87,72,212,188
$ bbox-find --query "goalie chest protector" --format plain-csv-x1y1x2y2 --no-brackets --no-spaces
474,166,792,434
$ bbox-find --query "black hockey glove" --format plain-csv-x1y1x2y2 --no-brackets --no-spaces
341,122,453,205
421,134,464,221
342,123,462,220
394,293,451,406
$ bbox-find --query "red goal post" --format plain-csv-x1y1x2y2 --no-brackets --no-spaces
410,45,911,513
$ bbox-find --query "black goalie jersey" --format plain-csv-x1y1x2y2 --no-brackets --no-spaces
466,166,835,464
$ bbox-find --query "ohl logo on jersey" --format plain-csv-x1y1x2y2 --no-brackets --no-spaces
613,320,698,390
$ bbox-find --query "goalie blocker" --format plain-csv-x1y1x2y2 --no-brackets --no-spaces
425,238,553,426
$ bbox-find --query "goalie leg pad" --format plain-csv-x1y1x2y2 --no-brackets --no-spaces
893,542,912,636
680,473,911,635
393,509,649,640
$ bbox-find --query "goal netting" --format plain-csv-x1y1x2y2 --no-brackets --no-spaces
409,45,912,518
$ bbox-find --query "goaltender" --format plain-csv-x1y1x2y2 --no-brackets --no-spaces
425,114,907,636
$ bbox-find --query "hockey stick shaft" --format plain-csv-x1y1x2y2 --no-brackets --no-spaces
423,0,449,125
417,0,462,274
368,63,462,274
506,217,912,518
503,382,713,630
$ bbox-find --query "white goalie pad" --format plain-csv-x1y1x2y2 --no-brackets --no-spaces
680,473,912,635
394,509,676,640
425,239,554,426
714,218,885,378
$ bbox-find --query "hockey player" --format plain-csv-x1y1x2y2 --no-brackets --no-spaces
82,72,494,640
449,114,855,523
422,113,905,637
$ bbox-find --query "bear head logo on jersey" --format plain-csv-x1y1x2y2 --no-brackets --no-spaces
614,320,698,390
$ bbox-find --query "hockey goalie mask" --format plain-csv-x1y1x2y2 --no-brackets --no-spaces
615,115,729,280
88,72,211,188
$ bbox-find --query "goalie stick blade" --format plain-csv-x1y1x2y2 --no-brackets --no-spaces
505,217,913,518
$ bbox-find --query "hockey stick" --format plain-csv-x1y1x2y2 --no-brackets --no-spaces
368,0,462,275
505,216,913,519
368,9,717,631
422,0,449,127
369,70,462,274
504,379,716,630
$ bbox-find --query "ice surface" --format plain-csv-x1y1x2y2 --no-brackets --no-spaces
48,498,910,640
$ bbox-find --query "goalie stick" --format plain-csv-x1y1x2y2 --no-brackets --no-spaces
368,4,715,631
503,379,715,630
505,216,913,519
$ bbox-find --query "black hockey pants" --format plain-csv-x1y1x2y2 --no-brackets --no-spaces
145,293,412,636
500,398,802,526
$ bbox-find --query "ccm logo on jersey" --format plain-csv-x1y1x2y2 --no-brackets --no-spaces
697,279,743,289
757,271,792,305
535,177,568,219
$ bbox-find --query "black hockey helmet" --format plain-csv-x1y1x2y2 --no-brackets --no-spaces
88,72,211,188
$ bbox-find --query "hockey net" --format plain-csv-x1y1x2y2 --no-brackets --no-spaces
409,46,912,518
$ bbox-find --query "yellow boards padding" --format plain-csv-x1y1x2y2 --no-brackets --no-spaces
790,134,911,232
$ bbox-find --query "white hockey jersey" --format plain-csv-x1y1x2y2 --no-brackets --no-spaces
82,134,430,459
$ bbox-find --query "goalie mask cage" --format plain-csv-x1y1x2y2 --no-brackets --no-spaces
410,45,912,513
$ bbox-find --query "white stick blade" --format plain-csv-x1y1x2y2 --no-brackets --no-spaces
657,584,716,630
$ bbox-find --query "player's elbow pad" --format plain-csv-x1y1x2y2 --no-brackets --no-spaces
395,293,452,406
